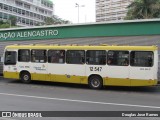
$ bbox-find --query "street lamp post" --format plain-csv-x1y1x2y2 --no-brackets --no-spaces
75,3,85,23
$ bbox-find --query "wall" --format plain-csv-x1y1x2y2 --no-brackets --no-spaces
0,20,160,41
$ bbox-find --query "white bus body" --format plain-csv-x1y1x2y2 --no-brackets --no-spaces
3,45,158,89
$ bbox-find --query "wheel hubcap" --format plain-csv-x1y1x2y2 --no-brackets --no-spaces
91,79,100,88
23,75,29,81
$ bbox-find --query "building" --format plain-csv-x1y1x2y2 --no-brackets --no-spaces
96,0,133,22
0,0,54,26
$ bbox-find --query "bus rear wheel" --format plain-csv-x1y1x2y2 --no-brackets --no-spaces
89,76,103,89
20,72,31,83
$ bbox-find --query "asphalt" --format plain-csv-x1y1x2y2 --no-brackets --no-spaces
0,77,160,120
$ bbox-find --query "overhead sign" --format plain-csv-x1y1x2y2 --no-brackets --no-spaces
0,20,159,41
0,29,58,40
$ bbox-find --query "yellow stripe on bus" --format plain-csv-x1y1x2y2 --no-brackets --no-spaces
3,71,157,86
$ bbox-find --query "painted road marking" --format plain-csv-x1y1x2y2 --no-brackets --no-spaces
0,92,160,109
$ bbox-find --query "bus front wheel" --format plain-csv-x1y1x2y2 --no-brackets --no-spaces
89,76,103,89
20,72,31,83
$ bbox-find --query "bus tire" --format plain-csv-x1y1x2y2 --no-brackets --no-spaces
20,72,31,83
88,75,103,89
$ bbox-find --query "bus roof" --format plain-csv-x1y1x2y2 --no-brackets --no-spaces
5,44,158,51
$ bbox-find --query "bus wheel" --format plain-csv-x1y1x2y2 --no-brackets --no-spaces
89,76,103,89
20,72,31,83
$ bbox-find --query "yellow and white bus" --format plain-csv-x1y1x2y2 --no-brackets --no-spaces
3,44,158,89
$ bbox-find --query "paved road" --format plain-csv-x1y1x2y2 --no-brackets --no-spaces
0,77,160,120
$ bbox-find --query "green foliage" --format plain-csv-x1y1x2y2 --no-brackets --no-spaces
0,23,10,28
0,16,18,28
52,15,71,24
0,20,4,24
9,16,17,26
45,17,55,25
125,0,160,20
44,15,71,25
0,20,10,28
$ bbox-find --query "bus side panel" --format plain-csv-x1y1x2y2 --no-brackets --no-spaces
47,64,86,84
105,66,130,86
85,65,130,86
3,71,19,79
86,65,107,85
30,63,48,81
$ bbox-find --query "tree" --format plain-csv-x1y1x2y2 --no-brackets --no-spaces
0,20,9,28
0,20,4,25
125,0,160,20
9,16,17,26
44,16,71,25
44,17,55,25
52,15,71,24
0,23,10,28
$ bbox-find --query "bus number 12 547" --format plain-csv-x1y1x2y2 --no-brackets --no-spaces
90,67,102,72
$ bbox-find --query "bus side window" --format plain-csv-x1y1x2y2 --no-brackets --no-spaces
4,51,17,65
48,50,65,64
107,58,113,65
130,51,153,67
31,50,47,63
18,49,30,62
66,50,85,64
122,58,128,66
107,51,129,66
86,50,106,65
147,56,153,66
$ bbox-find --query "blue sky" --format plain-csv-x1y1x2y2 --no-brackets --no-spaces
52,0,95,23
